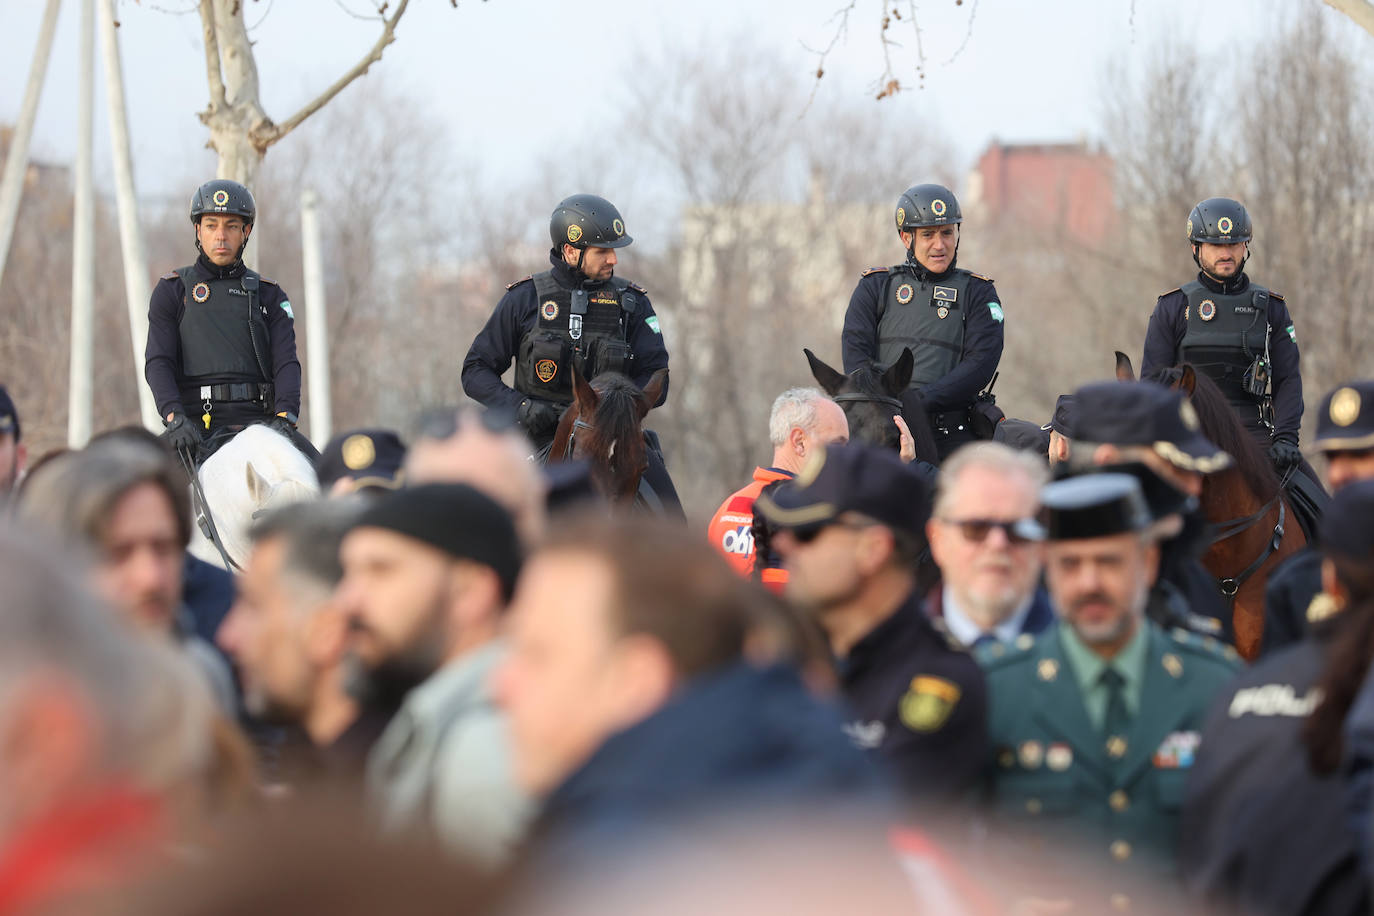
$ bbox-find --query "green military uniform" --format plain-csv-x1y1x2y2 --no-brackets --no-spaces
979,620,1239,911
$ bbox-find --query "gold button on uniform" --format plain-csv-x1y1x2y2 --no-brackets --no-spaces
1109,790,1129,812
1110,892,1131,911
1110,840,1132,862
1106,735,1128,758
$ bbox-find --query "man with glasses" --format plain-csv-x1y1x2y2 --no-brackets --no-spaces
756,443,987,804
925,442,1053,649
980,474,1238,911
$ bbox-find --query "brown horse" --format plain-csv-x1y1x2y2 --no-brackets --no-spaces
1117,353,1306,658
547,364,673,513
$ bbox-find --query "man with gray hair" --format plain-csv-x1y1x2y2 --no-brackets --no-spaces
925,442,1053,649
707,387,848,588
217,499,386,777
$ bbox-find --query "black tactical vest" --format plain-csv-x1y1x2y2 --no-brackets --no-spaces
176,266,271,383
1179,279,1271,404
515,271,639,402
877,266,972,389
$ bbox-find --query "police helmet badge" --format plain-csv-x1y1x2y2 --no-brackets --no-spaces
895,206,906,228
540,300,559,321
535,359,558,384
895,283,914,305
1180,400,1201,431
1186,218,1193,238
211,189,230,207
931,199,948,218
191,282,211,303
1198,299,1217,321
341,435,376,471
1217,216,1234,236
898,675,962,733
612,218,625,237
937,306,950,320
567,223,583,244
1331,387,1362,427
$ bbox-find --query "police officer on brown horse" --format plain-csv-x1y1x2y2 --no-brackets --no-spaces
841,184,1006,462
461,195,670,453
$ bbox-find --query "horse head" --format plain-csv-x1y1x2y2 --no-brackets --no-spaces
804,347,936,462
555,363,666,508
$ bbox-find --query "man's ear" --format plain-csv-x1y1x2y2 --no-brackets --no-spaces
1092,443,1121,466
242,223,252,241
15,442,26,476
305,605,350,666
855,525,897,577
1143,541,1162,587
605,634,675,729
788,425,807,457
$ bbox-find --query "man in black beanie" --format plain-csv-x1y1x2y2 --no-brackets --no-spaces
337,483,530,867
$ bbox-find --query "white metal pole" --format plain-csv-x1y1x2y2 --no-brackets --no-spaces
98,0,160,429
300,188,331,445
68,0,95,447
0,0,63,289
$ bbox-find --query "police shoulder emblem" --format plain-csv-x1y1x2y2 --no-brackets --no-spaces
1330,387,1362,427
191,282,211,303
567,224,582,244
895,207,906,228
931,199,947,217
1186,218,1193,238
540,300,559,321
895,283,914,305
899,675,962,733
341,435,375,471
211,188,229,207
535,359,558,384
1217,216,1234,236
1198,299,1217,321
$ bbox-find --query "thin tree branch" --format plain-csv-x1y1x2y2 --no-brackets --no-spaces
261,0,412,146
198,0,227,111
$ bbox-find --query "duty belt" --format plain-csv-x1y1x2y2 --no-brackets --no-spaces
931,406,973,433
197,382,272,403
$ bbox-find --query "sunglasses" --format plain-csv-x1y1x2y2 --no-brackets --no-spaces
938,517,1043,545
788,519,876,545
416,405,518,442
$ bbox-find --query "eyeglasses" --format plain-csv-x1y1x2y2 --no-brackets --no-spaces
938,517,1043,545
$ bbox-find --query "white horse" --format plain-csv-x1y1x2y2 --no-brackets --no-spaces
187,424,319,571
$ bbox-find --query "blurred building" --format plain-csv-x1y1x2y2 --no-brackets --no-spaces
965,140,1115,246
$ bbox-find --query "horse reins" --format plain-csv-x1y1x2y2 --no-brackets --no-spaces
1207,466,1295,602
831,391,905,412
176,446,243,573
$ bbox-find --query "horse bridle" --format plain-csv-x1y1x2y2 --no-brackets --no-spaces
1207,466,1294,603
175,446,243,572
831,391,904,412
563,418,596,462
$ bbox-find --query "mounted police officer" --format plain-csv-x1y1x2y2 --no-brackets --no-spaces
146,179,313,462
1141,198,1303,471
461,194,669,452
841,183,1005,463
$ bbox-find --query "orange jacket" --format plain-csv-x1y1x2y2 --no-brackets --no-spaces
706,467,793,586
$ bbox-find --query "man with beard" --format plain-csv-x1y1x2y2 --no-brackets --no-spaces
980,474,1238,911
217,500,384,779
338,483,529,866
755,443,987,804
0,385,26,499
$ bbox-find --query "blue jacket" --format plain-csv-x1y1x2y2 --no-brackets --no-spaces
530,663,887,871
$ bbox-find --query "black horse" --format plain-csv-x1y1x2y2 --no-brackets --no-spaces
804,347,940,467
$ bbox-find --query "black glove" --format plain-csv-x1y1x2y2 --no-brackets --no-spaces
1268,436,1303,469
517,397,564,438
267,413,297,437
161,412,202,454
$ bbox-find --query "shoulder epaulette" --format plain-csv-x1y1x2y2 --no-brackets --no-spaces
1159,287,1182,298
1168,626,1241,665
1270,290,1285,301
976,633,1037,670
160,270,178,281
506,275,533,291
258,275,279,287
927,616,964,652
628,281,648,295
966,271,994,283
860,266,889,278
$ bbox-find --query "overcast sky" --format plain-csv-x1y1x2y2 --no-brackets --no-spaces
0,0,1359,204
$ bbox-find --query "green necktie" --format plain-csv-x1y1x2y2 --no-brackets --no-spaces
1101,666,1129,747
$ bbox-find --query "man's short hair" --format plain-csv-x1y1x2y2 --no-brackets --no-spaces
250,499,364,598
934,441,1049,519
540,515,754,679
16,439,192,550
768,388,831,448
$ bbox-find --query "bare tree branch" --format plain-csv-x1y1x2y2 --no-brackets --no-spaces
261,0,412,146
198,0,227,112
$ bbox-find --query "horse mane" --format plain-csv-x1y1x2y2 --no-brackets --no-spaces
585,374,648,483
1151,364,1280,500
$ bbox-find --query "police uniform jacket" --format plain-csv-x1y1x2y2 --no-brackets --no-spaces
979,620,1238,906
1141,272,1302,440
1181,632,1367,915
144,254,301,422
460,251,670,411
837,589,988,804
1261,548,1323,657
840,263,1004,414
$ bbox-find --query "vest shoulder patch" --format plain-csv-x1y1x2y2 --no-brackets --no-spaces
506,275,533,291
1269,290,1285,302
966,271,994,283
861,267,889,277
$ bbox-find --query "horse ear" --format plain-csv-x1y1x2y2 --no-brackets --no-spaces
881,348,915,396
1114,351,1136,382
1180,364,1198,395
805,348,847,395
572,361,598,413
637,369,668,420
245,461,272,503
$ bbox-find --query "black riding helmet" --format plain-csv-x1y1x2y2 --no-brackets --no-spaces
551,194,632,251
895,183,961,272
191,179,256,227
1187,197,1252,279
